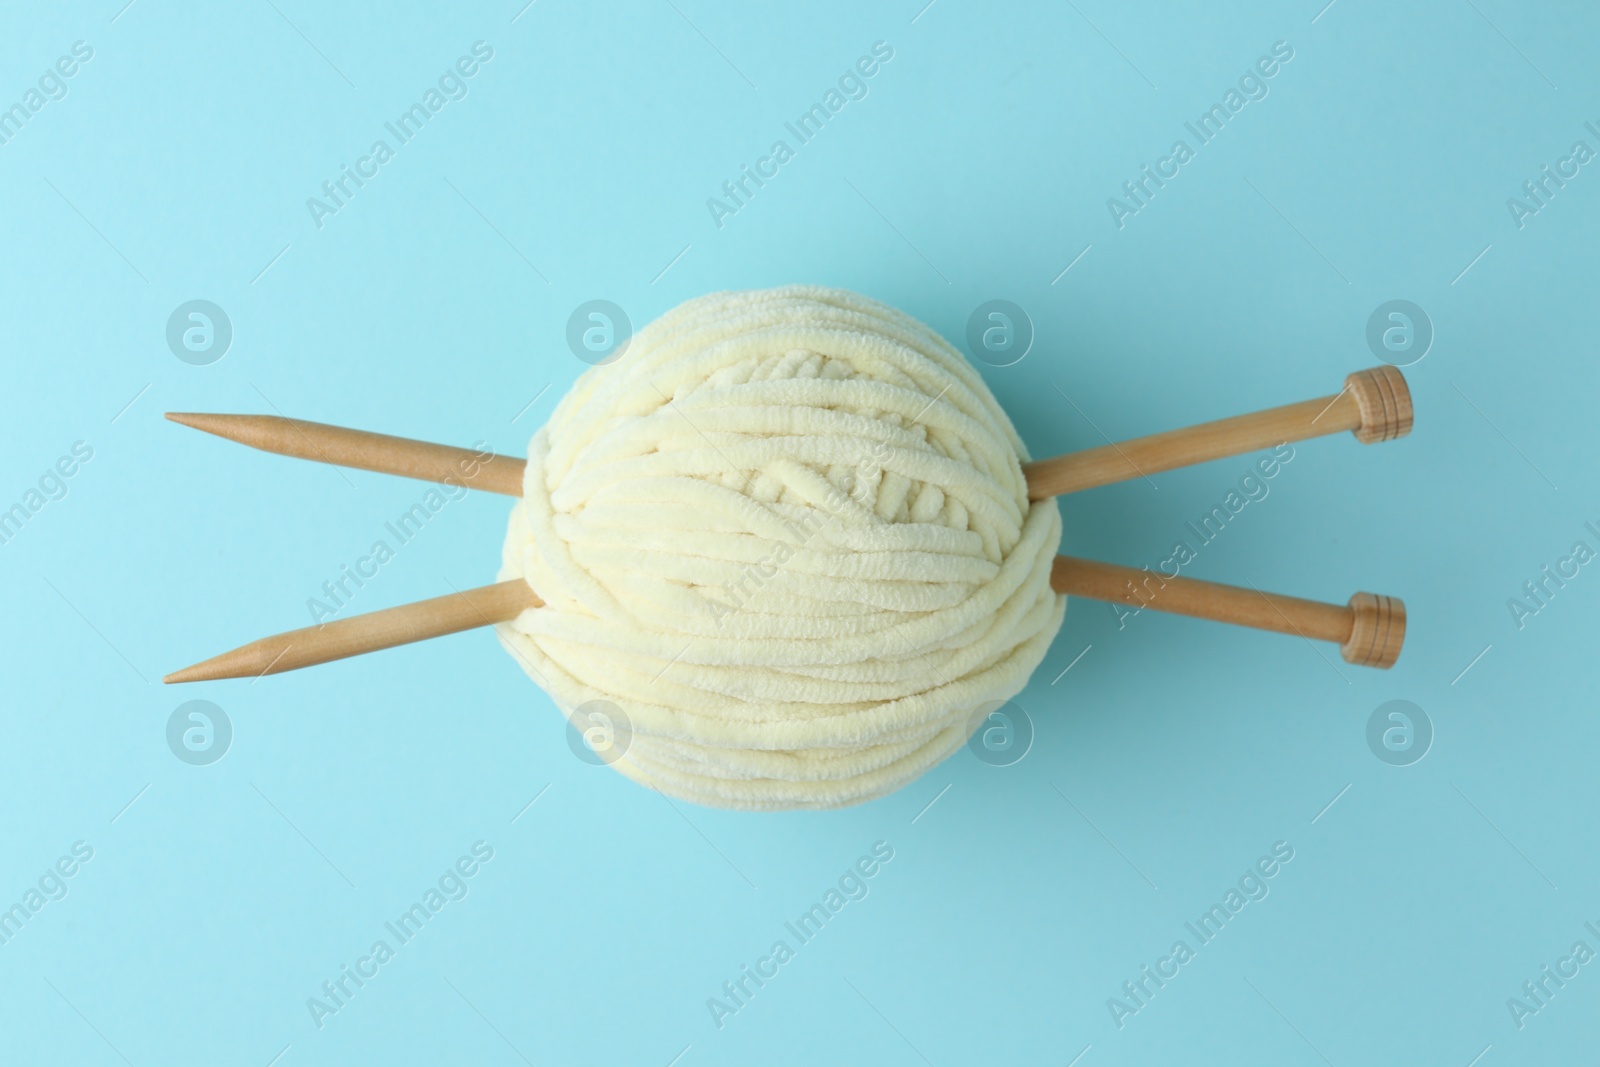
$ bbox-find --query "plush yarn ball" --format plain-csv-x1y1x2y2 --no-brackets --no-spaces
496,286,1063,810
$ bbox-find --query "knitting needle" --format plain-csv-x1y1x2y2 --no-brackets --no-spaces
1021,366,1411,498
162,579,540,684
164,557,1402,682
164,366,1410,502
163,412,527,495
1049,557,1403,669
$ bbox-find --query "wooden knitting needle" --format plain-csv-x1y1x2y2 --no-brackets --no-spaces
1049,557,1403,669
164,557,1402,683
164,367,1410,502
163,580,540,684
1022,366,1411,498
163,412,528,496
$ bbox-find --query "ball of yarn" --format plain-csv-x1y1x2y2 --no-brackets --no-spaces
497,286,1063,810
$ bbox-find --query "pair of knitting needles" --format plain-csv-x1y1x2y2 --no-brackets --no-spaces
165,366,1411,683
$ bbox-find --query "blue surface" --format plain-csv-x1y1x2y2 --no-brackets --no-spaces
1,1,1595,1064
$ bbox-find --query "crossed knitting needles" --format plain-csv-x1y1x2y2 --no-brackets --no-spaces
165,366,1411,683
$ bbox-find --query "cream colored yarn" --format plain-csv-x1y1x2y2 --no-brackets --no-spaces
497,286,1063,810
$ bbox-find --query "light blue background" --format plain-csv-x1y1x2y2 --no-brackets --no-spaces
1,1,1595,1063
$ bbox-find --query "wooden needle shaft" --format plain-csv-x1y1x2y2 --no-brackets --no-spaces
1052,556,1350,642
163,580,541,684
164,412,527,496
1022,366,1411,499
166,367,1410,503
1049,557,1402,667
166,557,1402,683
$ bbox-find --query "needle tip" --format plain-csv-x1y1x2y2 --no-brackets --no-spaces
165,411,215,432
163,654,236,684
